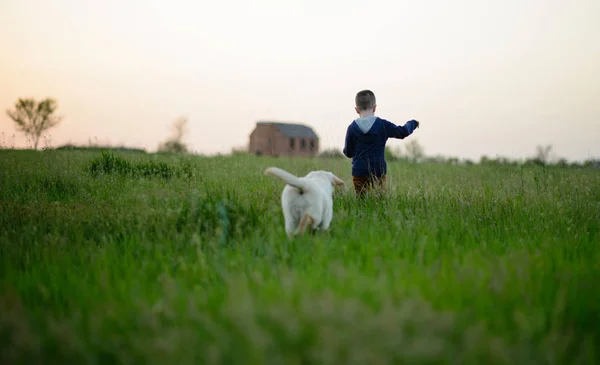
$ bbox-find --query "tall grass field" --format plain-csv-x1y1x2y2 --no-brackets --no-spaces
1,149,599,364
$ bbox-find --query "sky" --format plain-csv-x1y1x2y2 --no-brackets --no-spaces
1,0,599,162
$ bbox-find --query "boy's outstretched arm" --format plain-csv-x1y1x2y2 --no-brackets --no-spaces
343,126,355,158
384,119,419,139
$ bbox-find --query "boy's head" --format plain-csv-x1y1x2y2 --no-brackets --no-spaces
355,90,376,114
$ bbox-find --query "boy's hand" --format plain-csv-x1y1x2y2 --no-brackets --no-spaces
412,120,420,129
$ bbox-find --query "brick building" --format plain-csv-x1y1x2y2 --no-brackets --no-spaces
248,121,319,157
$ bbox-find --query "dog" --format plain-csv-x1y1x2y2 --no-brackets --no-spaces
264,167,345,237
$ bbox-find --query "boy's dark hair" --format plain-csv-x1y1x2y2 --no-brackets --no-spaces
355,90,376,111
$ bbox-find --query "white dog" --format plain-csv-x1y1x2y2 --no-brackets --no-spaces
264,167,345,237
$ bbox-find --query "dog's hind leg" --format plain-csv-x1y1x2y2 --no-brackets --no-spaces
295,212,316,235
284,216,299,238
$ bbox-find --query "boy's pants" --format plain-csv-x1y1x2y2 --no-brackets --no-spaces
352,174,387,197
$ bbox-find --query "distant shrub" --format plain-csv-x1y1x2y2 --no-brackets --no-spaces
56,144,147,154
157,140,188,154
230,146,250,156
319,148,345,159
523,158,546,167
384,147,398,162
88,150,193,180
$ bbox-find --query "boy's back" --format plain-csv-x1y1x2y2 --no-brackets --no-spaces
343,116,418,177
343,89,419,195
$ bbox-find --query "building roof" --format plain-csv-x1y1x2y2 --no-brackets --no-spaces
257,121,319,140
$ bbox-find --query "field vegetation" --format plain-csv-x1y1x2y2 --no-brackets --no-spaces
1,148,599,364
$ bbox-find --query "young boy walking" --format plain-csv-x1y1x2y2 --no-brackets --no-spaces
343,89,420,197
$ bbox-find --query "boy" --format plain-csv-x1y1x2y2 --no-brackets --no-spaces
343,89,420,197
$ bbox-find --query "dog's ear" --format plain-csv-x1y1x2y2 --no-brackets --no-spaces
329,173,345,187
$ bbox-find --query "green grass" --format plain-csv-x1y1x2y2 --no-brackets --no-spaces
1,149,599,364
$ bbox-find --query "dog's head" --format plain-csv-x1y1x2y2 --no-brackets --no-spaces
305,170,345,190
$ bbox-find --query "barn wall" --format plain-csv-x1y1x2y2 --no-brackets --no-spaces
249,124,319,157
249,125,278,156
285,136,319,157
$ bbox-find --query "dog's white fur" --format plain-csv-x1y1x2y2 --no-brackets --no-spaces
264,167,345,237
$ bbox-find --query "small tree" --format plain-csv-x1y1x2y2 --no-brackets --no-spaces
158,116,189,153
405,139,425,163
6,98,62,150
384,146,403,162
170,116,188,142
534,144,553,165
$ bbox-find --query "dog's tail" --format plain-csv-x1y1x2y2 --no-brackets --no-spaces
264,167,310,193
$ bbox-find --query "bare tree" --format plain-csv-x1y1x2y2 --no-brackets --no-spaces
405,139,425,162
535,144,553,165
158,116,189,153
171,116,188,142
6,98,62,150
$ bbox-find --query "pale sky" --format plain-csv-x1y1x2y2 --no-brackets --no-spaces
1,0,599,161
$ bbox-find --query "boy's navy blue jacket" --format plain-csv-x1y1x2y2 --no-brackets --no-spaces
343,116,418,177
